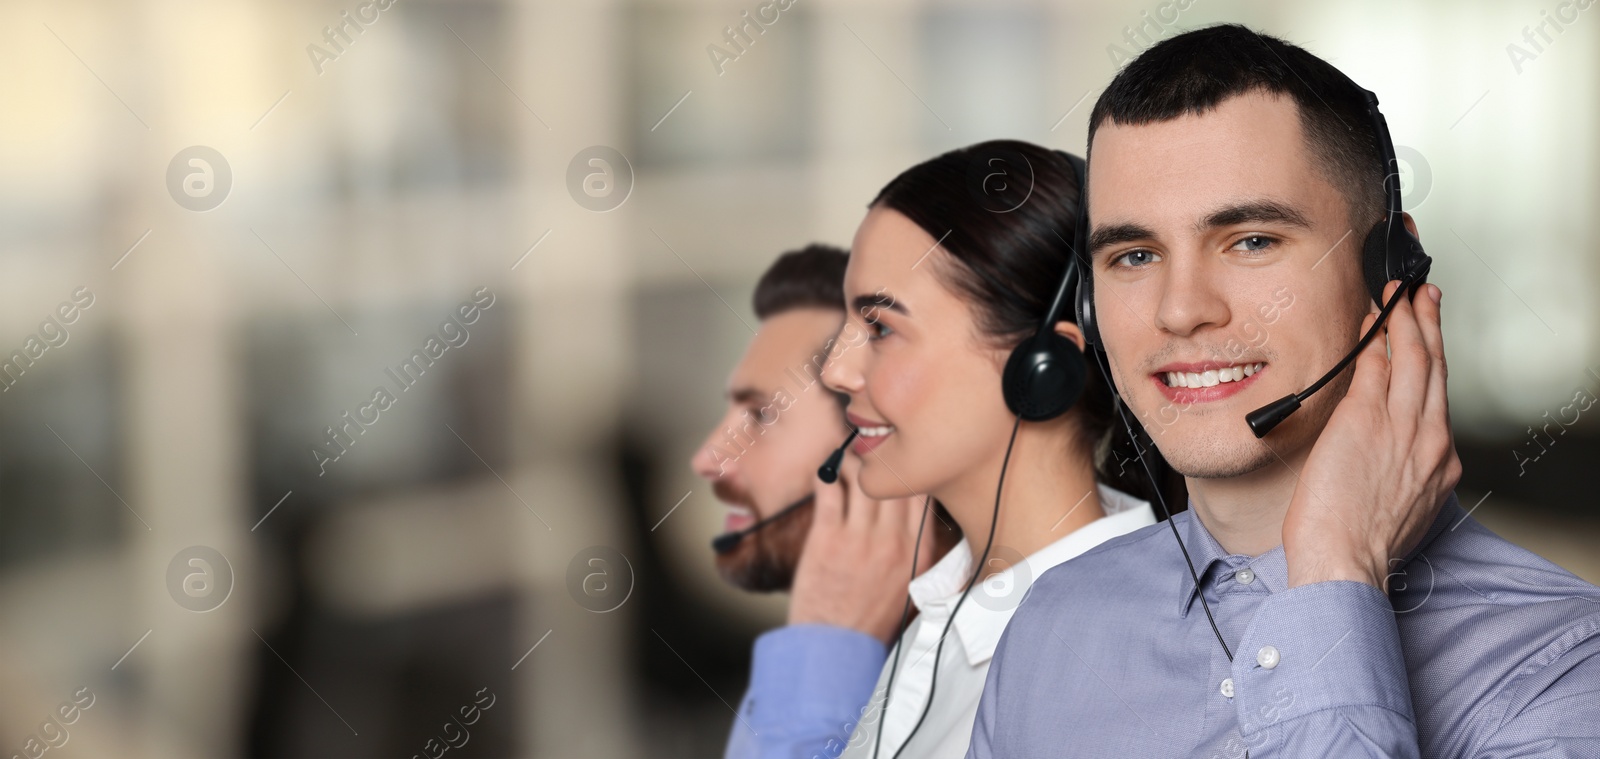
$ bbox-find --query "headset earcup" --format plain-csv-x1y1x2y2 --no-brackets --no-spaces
1361,222,1391,304
1387,222,1431,294
1002,331,1087,421
1362,218,1433,304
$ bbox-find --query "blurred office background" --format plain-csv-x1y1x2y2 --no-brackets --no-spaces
0,0,1595,756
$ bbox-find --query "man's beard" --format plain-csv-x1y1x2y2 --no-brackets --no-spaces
712,479,815,592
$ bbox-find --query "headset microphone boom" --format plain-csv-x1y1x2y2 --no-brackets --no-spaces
710,428,859,555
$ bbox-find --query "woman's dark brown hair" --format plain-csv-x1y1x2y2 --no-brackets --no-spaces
870,139,1186,513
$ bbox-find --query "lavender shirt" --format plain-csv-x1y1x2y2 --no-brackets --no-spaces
968,491,1600,758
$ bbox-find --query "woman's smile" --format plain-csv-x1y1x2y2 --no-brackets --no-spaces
846,411,896,455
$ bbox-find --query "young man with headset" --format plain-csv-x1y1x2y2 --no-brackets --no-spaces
967,25,1600,758
691,244,957,759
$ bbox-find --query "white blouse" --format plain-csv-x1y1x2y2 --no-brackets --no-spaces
837,483,1156,759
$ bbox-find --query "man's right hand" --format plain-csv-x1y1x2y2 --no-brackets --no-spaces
787,453,940,645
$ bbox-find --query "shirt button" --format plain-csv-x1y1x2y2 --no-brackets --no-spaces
1257,645,1280,669
1219,677,1234,698
1235,568,1256,585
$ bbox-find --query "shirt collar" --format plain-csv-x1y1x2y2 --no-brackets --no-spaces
1175,490,1465,615
908,483,1157,667
1174,505,1249,617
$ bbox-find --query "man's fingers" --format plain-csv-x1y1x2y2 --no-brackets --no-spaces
1346,306,1391,405
1415,283,1450,421
1385,279,1432,426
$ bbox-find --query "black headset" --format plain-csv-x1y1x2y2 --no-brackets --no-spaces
1000,152,1091,421
1074,84,1433,438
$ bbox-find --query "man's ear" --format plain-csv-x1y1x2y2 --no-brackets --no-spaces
1401,211,1420,241
1053,321,1088,354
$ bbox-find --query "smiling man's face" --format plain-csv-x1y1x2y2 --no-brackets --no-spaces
1087,90,1376,478
691,307,848,591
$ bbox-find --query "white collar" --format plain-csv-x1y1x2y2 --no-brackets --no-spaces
905,483,1155,667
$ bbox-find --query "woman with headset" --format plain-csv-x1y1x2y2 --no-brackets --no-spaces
816,140,1178,759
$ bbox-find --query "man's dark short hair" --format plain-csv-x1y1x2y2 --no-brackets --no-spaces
1088,23,1384,230
752,244,849,320
753,243,850,409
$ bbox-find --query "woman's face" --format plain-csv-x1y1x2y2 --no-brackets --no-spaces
821,207,1017,502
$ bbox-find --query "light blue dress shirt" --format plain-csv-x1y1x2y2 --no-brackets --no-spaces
724,623,887,759
968,491,1600,758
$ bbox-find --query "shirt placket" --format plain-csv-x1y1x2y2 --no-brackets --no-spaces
1204,556,1268,759
883,607,948,754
